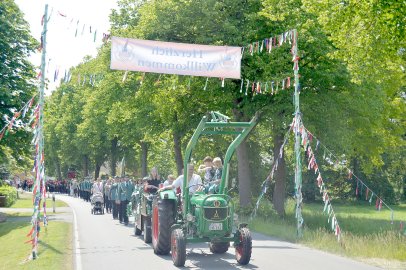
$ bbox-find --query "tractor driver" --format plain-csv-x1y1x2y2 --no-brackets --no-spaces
159,164,202,195
142,167,160,193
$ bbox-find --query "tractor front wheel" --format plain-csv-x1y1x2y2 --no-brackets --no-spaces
171,229,186,267
209,241,229,254
235,227,252,265
143,217,152,243
152,200,174,255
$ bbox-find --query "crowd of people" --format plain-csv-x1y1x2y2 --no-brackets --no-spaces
5,177,72,195
69,156,224,225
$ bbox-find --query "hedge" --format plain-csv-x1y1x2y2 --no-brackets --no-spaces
0,186,18,207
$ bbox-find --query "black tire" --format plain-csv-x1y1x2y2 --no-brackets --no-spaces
152,200,175,255
171,229,186,267
134,221,142,236
143,217,152,243
235,227,252,265
209,241,229,254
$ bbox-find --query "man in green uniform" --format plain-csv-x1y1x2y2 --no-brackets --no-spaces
122,176,134,225
110,177,119,219
85,178,91,202
118,177,126,223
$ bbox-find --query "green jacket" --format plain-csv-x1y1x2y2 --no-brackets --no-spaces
125,181,135,201
118,182,127,201
84,181,91,191
110,183,118,200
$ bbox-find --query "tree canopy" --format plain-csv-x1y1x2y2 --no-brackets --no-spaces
0,0,38,176
33,0,406,209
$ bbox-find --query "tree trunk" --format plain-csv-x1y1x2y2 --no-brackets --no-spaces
110,138,118,177
173,130,183,175
236,141,252,207
95,162,101,179
140,141,148,177
232,107,253,207
55,157,62,180
83,155,89,177
272,132,286,217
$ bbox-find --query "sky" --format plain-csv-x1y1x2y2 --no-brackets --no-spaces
14,0,118,94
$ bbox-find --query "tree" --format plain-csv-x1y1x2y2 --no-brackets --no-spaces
0,0,37,174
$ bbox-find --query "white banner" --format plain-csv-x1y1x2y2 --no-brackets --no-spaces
110,37,241,79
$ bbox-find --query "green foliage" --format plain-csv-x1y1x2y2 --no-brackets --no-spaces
0,0,38,174
42,0,405,212
0,185,17,207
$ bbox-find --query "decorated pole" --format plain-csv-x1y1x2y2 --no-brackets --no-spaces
30,4,48,260
292,29,303,237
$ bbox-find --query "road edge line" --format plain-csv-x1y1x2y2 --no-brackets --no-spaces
72,205,82,270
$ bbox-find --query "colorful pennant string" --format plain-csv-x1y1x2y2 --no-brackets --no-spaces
303,126,395,225
297,119,342,241
0,95,37,142
243,29,295,56
251,118,295,219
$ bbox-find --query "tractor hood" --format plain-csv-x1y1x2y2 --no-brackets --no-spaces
190,193,229,208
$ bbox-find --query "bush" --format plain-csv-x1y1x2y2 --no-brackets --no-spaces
0,186,18,207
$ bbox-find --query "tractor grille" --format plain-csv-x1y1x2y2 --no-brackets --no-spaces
204,207,228,220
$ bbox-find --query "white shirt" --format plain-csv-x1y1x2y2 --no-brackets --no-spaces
92,182,103,194
163,180,171,187
172,174,202,194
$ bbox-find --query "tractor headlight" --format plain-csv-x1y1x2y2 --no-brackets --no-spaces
187,213,195,222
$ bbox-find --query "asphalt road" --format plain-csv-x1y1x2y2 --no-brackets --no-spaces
56,194,382,270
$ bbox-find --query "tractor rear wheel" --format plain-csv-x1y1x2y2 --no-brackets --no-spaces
152,199,175,255
171,229,186,267
235,227,252,265
209,241,229,254
143,216,152,243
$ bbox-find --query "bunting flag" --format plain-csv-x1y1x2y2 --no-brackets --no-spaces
53,10,108,43
297,120,342,241
251,117,295,219
241,76,292,96
26,6,48,260
243,29,296,56
59,72,105,87
27,100,47,258
303,126,396,225
0,95,37,142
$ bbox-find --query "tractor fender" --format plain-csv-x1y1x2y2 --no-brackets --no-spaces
171,223,182,231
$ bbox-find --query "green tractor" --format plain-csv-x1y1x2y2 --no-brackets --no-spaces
152,112,257,266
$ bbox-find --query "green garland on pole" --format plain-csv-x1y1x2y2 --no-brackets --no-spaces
30,4,48,260
292,29,303,238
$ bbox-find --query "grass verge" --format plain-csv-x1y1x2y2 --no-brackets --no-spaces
246,199,406,268
10,192,68,208
5,212,65,217
0,217,73,270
